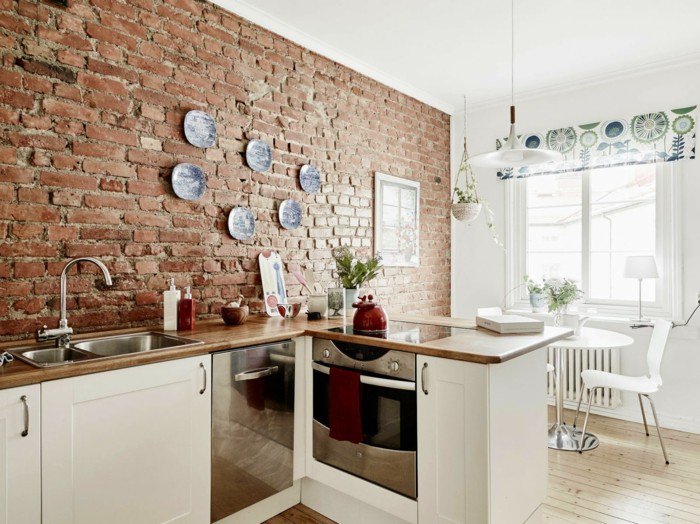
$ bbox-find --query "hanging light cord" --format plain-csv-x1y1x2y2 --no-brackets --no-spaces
511,0,514,108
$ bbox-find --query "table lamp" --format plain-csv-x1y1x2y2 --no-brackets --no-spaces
624,255,658,325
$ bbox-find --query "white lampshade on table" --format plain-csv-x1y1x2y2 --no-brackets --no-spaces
624,255,659,323
623,255,659,279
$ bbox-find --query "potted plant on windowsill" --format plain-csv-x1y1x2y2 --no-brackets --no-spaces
333,247,382,312
524,275,547,312
544,278,583,325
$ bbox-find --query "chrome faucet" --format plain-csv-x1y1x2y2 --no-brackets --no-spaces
37,257,113,348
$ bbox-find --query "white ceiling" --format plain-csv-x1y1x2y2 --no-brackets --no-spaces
215,0,700,114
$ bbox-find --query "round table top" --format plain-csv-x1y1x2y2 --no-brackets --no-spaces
550,327,634,349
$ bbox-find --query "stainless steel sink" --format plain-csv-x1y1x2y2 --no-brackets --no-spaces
73,332,202,357
14,347,95,367
12,332,202,367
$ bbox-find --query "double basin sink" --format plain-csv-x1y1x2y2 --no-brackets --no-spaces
12,332,203,368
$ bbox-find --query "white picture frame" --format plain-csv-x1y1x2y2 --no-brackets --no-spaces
374,172,420,267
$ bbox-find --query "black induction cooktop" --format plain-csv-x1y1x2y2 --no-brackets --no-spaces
327,320,475,345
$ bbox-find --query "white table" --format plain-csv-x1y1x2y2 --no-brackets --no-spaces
548,327,634,451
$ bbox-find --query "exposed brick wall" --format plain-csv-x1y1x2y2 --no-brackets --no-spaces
0,0,451,340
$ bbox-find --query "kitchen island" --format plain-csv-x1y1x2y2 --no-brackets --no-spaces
0,315,571,524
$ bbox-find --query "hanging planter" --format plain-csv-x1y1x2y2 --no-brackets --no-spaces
451,96,503,247
451,201,482,222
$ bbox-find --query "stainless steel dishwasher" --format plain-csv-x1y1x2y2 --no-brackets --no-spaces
211,340,295,522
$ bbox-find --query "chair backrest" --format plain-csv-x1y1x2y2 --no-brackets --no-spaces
647,319,672,387
477,307,503,317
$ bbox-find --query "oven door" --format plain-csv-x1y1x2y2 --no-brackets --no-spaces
312,362,417,499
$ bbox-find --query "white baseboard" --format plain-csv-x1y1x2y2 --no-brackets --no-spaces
301,478,413,524
549,398,700,435
213,482,300,524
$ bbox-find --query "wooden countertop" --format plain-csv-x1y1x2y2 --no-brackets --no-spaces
0,315,573,390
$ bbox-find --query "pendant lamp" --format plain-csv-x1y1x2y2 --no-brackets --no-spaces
470,0,562,168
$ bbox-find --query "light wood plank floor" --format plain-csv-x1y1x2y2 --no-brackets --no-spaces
268,409,700,523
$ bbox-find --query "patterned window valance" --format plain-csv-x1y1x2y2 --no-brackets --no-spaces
497,106,696,179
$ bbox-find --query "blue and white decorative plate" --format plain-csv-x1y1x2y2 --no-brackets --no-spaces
184,110,217,148
246,139,272,173
279,199,302,230
171,163,206,201
228,206,256,241
299,164,321,194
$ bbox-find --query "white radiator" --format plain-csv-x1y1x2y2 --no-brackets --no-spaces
547,346,621,409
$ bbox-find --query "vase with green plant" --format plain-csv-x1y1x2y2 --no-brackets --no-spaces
544,278,583,324
333,247,382,311
524,275,547,312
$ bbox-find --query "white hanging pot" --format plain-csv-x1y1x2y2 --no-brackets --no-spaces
451,202,482,223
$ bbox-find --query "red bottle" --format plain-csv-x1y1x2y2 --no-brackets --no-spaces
178,286,196,331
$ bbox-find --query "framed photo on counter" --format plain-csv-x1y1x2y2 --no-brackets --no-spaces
374,172,420,267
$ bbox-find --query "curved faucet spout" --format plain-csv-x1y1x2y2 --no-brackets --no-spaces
59,257,113,329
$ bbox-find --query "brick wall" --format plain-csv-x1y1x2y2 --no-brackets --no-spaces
0,0,451,340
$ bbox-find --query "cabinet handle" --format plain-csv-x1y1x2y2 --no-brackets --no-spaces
20,395,29,437
234,366,278,382
421,363,428,395
199,363,207,395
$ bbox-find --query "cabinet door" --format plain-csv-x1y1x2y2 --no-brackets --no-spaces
42,356,211,524
417,355,488,524
0,384,41,524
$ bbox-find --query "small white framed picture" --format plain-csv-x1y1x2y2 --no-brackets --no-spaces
374,172,420,267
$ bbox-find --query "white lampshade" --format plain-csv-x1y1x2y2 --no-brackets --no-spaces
623,256,659,279
470,123,563,168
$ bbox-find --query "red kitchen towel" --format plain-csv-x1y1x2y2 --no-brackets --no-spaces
329,366,363,444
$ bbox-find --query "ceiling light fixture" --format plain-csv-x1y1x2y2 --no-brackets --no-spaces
470,0,562,168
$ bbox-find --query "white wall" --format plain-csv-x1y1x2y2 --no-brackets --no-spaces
451,62,700,433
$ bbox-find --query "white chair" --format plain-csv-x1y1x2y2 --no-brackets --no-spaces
477,307,556,374
573,319,672,463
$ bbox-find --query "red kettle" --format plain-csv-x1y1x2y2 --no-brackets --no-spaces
352,295,388,333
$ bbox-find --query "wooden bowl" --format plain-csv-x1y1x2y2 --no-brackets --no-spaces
221,305,249,326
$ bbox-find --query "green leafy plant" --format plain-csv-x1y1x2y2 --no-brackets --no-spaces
544,278,583,313
523,275,545,295
333,247,382,289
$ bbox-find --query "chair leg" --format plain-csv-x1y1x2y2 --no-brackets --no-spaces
578,388,595,454
573,378,585,428
645,394,670,465
638,394,650,436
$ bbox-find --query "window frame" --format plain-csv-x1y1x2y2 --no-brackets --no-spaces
505,162,682,320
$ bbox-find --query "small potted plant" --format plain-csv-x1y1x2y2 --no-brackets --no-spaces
544,278,583,325
524,275,547,312
333,247,382,311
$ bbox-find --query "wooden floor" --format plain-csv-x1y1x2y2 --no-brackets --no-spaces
268,409,700,523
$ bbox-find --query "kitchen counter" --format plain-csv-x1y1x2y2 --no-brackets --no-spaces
0,314,572,390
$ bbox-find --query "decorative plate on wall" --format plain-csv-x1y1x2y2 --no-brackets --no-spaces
279,199,302,230
171,163,206,201
184,110,217,148
245,139,272,173
227,206,256,241
299,164,321,194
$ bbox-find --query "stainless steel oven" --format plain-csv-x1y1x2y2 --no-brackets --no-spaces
312,338,417,499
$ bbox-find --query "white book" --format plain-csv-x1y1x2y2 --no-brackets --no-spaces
476,314,544,334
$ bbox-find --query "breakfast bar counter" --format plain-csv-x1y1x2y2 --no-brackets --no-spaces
0,314,572,390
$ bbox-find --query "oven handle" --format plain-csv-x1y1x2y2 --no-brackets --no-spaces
312,362,416,391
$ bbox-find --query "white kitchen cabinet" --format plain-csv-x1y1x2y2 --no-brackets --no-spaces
0,384,41,524
417,350,547,524
42,355,211,524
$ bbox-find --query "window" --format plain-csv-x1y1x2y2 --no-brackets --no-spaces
506,163,681,319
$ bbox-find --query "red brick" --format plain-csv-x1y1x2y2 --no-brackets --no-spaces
15,262,45,278
67,209,121,224
86,125,137,146
43,98,99,122
41,171,98,190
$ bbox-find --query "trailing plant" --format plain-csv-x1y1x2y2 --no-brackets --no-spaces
523,275,545,295
333,247,382,289
452,95,503,247
544,278,583,313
